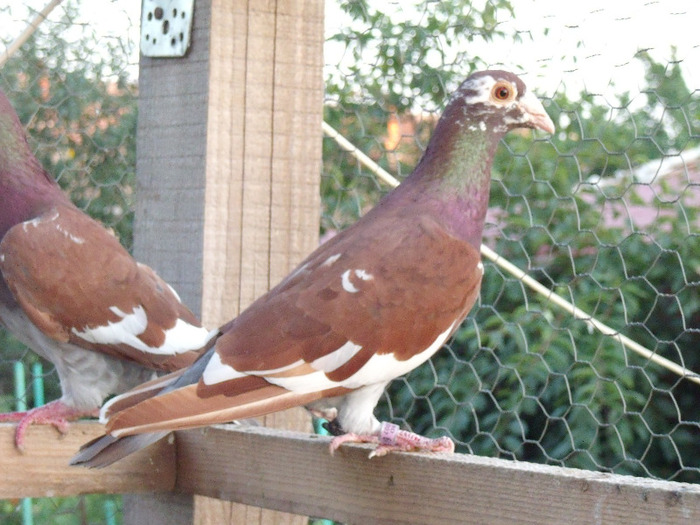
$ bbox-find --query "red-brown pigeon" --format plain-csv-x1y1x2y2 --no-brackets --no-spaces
72,70,555,467
0,89,216,449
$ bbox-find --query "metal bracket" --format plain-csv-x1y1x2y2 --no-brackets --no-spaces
140,0,195,58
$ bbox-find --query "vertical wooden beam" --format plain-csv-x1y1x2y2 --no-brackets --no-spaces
200,1,323,320
130,1,216,523
195,0,324,523
133,0,213,316
134,0,324,523
122,492,194,525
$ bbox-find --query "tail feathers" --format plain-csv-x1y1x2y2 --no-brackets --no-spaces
69,431,169,469
71,386,322,468
101,346,218,423
99,369,185,422
107,381,324,436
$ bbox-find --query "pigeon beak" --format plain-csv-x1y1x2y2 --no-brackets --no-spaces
518,91,555,134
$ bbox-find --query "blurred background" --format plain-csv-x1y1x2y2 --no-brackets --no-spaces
1,0,698,523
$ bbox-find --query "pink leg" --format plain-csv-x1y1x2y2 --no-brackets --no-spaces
0,400,98,451
329,422,455,458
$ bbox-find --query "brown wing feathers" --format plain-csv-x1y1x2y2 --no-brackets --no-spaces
1,204,208,370
96,212,482,439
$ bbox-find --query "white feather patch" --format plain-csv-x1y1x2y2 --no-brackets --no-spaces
258,359,306,376
201,351,247,384
202,319,460,394
341,270,359,293
322,253,342,267
338,319,459,389
55,222,85,244
341,269,374,294
264,369,334,393
265,318,460,394
354,269,373,281
160,320,215,355
72,306,148,348
201,354,308,386
22,210,59,231
311,340,363,373
72,305,210,356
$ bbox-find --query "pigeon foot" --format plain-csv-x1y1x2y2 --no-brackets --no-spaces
0,400,98,451
329,422,455,458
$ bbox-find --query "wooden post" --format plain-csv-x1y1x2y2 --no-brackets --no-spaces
133,0,324,523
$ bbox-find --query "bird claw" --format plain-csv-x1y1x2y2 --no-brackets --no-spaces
329,432,378,455
0,400,97,450
329,422,455,458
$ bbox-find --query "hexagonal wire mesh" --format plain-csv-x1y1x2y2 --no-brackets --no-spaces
1,0,699,523
322,0,700,485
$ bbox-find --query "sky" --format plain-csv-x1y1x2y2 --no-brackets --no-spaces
324,0,700,102
2,0,699,102
491,0,700,98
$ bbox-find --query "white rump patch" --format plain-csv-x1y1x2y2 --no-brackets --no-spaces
341,269,374,293
477,261,484,275
72,305,211,356
311,340,363,373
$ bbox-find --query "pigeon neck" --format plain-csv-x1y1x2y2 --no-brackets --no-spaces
405,112,503,247
0,113,67,237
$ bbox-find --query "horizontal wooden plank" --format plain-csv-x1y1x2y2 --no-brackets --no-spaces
175,424,700,525
0,422,175,499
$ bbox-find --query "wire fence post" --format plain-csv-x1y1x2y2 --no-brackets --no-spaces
13,362,33,525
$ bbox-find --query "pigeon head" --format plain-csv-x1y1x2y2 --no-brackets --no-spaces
451,70,554,135
385,70,554,246
413,70,554,180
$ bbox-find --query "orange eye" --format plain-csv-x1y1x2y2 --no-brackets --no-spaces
492,83,512,101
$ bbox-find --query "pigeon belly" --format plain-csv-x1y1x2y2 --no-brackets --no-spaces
0,302,155,411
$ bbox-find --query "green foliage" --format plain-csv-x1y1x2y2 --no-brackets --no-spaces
0,2,137,247
0,495,121,525
327,0,514,111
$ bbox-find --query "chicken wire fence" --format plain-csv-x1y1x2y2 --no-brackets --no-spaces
1,0,699,523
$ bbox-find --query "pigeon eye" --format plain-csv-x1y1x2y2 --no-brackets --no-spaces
492,82,513,101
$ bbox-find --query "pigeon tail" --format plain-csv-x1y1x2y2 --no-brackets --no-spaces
70,431,170,468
